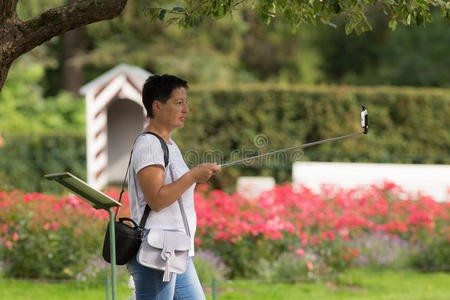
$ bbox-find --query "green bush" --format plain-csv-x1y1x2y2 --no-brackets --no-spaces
256,251,317,282
74,255,130,282
176,84,450,190
193,250,229,284
0,54,85,134
347,232,412,270
410,231,450,272
0,191,105,279
1,84,449,194
205,236,290,278
0,54,86,193
0,132,86,193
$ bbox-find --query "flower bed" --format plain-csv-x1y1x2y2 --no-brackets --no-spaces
0,182,448,279
0,190,120,279
194,182,450,277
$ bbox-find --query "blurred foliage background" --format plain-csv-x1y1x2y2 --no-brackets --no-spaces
0,0,449,192
180,86,449,191
10,0,450,96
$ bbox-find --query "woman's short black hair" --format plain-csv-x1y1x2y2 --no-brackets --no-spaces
142,74,188,118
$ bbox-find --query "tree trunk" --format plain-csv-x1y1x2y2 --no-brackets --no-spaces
0,0,128,91
0,62,12,90
62,27,85,97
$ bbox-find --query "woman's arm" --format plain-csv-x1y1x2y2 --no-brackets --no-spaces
137,163,220,211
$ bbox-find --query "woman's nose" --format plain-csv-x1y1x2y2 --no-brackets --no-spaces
183,103,189,113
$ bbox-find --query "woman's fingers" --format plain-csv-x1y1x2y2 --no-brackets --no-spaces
191,163,221,182
212,164,222,173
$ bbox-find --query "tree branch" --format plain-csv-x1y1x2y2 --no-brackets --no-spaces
15,0,127,58
0,0,18,23
0,0,128,90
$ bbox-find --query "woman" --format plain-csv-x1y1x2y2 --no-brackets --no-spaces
127,74,221,299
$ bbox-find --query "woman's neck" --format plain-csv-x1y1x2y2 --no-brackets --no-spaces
145,122,171,144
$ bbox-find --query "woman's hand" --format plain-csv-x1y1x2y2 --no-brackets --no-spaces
138,162,221,211
189,163,221,183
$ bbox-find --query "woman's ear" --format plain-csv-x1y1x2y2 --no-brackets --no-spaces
152,100,160,115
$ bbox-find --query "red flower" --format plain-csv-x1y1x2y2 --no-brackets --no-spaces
52,222,60,231
6,240,13,249
299,232,308,245
43,222,51,231
326,231,335,240
295,248,305,256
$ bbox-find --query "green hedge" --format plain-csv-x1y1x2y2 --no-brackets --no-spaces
175,84,450,190
0,132,86,193
1,84,448,193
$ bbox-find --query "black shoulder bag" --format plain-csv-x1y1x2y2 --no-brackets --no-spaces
102,132,169,265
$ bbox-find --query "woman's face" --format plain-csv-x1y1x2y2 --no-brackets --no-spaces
157,87,189,129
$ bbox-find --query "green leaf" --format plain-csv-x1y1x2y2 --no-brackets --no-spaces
283,8,292,19
388,19,398,30
159,9,167,21
334,2,342,13
345,23,353,34
416,13,424,25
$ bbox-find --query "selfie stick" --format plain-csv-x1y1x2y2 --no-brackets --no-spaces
219,106,368,169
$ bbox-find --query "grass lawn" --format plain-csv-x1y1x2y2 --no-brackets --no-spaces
0,269,448,300
215,269,450,300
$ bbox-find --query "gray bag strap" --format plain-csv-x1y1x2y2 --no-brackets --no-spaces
115,132,168,222
169,165,191,237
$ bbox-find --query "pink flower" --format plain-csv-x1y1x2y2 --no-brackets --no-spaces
299,232,308,245
23,194,33,204
326,231,335,240
12,232,19,241
6,240,13,249
52,222,60,231
43,222,51,230
306,261,314,270
295,248,305,256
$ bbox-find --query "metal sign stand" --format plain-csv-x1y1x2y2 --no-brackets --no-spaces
45,172,121,300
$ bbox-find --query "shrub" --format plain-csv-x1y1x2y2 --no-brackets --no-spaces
409,227,450,272
179,85,450,190
0,190,111,279
256,251,318,281
0,183,448,280
0,188,134,279
0,132,86,193
2,84,449,194
75,254,130,283
347,232,411,269
195,182,449,278
193,249,229,285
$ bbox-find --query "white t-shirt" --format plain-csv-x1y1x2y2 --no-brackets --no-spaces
128,133,197,256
